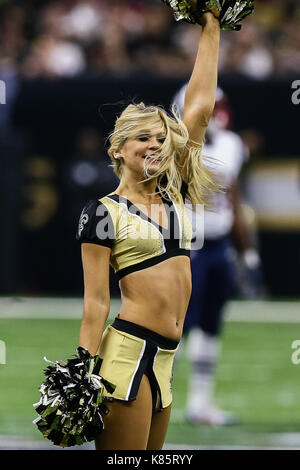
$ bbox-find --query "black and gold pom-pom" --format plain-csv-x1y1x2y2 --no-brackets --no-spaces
162,0,254,31
33,347,116,447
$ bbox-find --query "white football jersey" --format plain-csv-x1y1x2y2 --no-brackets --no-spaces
172,84,248,240
202,129,248,239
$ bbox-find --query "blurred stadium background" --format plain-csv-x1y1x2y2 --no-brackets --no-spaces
0,0,300,450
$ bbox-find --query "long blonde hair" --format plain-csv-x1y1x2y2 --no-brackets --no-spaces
107,102,218,206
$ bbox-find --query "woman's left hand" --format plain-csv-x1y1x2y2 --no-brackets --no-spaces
198,11,220,28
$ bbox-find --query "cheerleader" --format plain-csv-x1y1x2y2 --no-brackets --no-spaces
77,8,243,450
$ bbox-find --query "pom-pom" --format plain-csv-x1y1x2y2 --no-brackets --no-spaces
33,347,116,447
162,0,254,31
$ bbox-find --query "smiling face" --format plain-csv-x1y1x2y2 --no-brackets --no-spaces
108,103,188,187
119,127,166,178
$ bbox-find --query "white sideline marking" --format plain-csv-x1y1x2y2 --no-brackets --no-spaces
0,298,299,323
225,300,300,323
270,433,300,447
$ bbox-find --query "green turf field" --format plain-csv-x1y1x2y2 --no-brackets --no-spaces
0,297,299,448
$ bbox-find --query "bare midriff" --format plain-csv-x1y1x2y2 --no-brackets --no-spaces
118,256,192,341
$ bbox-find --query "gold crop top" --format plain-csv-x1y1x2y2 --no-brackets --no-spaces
76,182,193,280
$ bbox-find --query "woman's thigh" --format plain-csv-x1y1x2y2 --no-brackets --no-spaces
95,374,153,450
147,404,172,450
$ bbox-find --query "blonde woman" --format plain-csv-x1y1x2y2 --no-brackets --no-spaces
77,12,220,450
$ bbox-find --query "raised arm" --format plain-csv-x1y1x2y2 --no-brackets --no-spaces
183,12,221,145
79,243,111,356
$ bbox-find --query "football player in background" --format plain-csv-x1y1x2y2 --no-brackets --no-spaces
172,84,262,425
